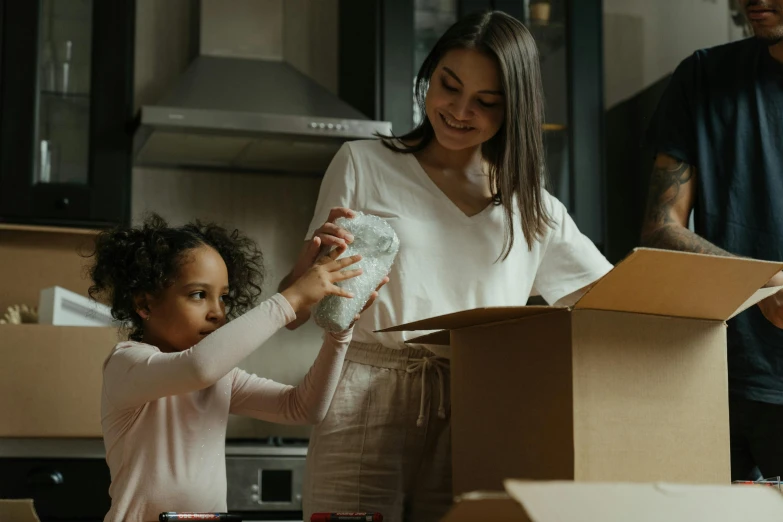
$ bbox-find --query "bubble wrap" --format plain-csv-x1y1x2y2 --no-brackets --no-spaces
313,212,400,332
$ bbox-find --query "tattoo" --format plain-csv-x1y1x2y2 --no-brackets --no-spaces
641,159,732,257
642,224,732,256
644,160,692,227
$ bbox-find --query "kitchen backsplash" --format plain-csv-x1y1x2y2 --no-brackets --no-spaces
129,0,340,438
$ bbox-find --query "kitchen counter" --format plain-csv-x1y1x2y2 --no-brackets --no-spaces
0,438,308,458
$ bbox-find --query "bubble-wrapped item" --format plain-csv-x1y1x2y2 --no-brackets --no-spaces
313,212,400,332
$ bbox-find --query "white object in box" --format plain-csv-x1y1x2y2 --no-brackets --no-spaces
38,286,116,327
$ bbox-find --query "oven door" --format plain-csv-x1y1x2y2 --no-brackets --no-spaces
226,456,305,520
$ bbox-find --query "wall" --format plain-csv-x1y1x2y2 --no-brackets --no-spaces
133,0,339,438
603,0,744,109
602,0,748,262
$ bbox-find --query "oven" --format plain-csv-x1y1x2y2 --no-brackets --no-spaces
225,439,308,522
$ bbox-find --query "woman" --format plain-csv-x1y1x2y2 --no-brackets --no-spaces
280,11,612,522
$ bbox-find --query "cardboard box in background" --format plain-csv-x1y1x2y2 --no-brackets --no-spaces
0,226,98,313
0,227,114,437
0,499,41,522
442,481,783,521
0,324,117,437
384,249,783,495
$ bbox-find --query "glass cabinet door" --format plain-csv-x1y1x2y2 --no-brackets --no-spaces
413,0,458,126
0,0,134,228
35,0,93,185
526,0,571,211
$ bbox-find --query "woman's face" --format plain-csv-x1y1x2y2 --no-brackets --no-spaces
425,48,506,152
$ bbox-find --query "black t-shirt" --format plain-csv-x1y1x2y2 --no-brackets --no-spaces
647,38,783,404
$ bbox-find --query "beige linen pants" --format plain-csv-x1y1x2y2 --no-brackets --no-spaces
303,341,452,522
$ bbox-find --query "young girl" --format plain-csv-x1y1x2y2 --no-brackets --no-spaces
90,214,385,522
280,11,613,522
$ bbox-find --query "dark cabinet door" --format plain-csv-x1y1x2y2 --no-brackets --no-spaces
0,458,111,521
0,0,135,229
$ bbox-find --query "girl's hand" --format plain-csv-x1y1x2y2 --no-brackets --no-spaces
281,246,362,315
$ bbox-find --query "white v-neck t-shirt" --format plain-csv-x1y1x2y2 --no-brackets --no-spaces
306,139,612,353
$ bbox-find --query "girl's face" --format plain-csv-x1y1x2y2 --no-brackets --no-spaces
140,245,229,352
425,48,506,152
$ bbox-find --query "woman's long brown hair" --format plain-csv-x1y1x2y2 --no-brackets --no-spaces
382,10,552,260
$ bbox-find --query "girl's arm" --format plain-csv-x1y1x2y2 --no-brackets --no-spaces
103,294,296,410
228,329,352,425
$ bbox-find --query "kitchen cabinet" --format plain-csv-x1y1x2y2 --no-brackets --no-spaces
338,0,606,248
0,0,135,229
0,457,111,521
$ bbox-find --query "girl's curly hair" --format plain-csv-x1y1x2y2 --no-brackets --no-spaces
87,213,264,341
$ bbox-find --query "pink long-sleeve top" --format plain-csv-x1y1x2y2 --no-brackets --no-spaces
100,293,351,522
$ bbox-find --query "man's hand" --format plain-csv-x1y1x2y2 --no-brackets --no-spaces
759,272,783,329
758,290,783,329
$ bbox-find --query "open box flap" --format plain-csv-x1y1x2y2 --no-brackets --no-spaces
573,248,783,321
729,285,783,320
501,480,783,521
376,306,564,334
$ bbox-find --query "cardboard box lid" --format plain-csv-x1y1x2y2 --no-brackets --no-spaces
573,248,783,321
0,499,41,522
381,249,783,338
443,481,783,522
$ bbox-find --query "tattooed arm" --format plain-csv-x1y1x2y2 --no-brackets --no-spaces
641,154,783,327
640,153,731,256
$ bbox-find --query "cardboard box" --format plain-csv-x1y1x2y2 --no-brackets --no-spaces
442,480,783,521
0,324,118,437
0,225,97,313
382,249,783,495
0,499,41,522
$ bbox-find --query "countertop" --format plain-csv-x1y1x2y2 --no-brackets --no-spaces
0,438,308,458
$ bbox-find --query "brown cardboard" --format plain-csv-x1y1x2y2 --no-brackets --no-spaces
572,248,783,320
0,324,118,437
384,249,783,495
0,227,98,313
0,499,41,522
442,481,783,522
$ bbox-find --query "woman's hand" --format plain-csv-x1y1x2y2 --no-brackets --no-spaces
279,207,357,330
311,207,356,249
281,246,363,316
339,276,390,333
289,207,356,286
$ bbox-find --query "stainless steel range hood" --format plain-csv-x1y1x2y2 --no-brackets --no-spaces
134,2,391,174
